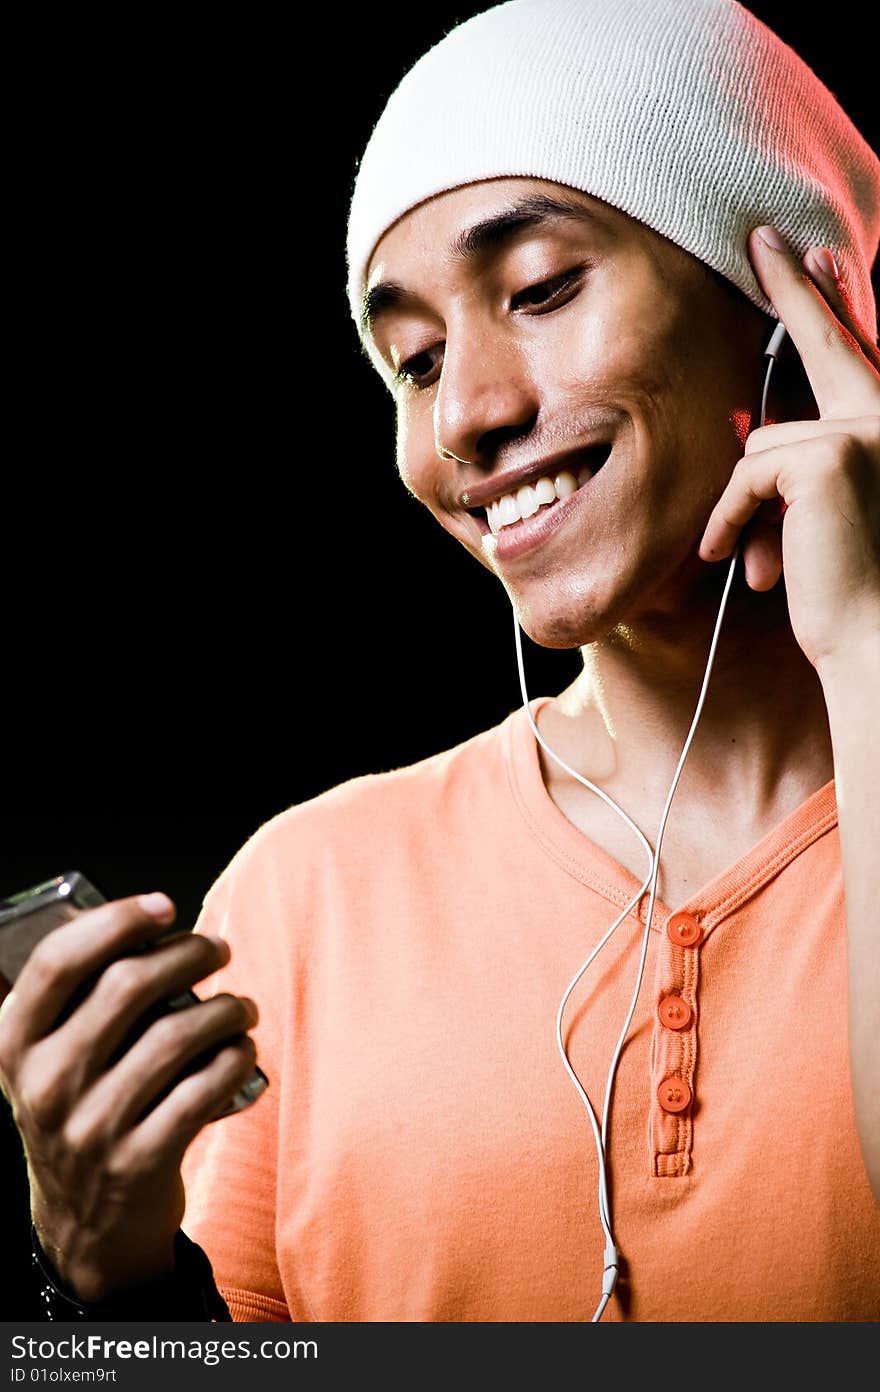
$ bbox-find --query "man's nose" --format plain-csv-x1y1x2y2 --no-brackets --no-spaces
433,329,538,466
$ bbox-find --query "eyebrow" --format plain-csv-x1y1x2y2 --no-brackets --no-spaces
359,192,603,344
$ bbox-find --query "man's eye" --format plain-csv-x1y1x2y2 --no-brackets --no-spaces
393,268,585,389
511,268,582,310
395,349,441,389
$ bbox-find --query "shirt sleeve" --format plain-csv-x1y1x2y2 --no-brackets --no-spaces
179,841,292,1323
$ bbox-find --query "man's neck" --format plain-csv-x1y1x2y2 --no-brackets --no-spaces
539,566,834,823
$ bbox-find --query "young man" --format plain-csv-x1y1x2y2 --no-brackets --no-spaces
2,0,878,1322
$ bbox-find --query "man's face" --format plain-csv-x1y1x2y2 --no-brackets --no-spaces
363,176,777,647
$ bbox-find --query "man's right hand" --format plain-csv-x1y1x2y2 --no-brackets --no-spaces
0,892,259,1304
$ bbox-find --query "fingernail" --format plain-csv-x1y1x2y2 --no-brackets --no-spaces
810,246,839,279
756,225,787,251
139,891,175,916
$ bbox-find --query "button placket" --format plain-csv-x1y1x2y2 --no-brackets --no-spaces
649,912,701,1177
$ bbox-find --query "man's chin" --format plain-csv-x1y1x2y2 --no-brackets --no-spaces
507,585,628,651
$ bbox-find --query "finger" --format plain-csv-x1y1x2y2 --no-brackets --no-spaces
3,895,179,1047
699,452,788,561
801,247,880,373
65,994,259,1149
122,1034,264,1165
43,932,233,1092
11,954,240,1138
740,512,784,592
748,227,880,418
744,415,875,455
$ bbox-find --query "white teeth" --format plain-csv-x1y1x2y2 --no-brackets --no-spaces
485,467,588,533
534,477,556,506
516,483,539,518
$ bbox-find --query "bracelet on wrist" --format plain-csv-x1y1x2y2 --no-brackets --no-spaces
30,1226,231,1322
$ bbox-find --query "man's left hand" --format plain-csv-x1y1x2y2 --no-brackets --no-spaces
698,225,880,675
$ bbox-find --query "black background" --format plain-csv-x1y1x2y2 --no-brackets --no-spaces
2,3,877,1319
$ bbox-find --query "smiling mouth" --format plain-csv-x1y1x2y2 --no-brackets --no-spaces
467,443,612,534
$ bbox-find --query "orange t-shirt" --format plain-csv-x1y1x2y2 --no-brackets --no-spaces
180,696,880,1322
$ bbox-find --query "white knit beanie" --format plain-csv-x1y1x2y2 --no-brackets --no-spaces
346,0,879,382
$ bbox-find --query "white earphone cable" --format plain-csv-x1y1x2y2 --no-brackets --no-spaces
512,334,783,1320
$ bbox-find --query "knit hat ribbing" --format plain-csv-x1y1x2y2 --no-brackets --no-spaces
346,0,879,383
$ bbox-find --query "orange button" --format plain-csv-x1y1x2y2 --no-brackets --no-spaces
658,994,693,1030
666,912,703,947
657,1077,692,1113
